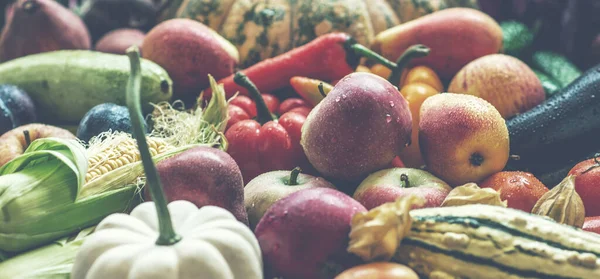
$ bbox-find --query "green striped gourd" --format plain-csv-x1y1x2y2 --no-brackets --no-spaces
349,197,600,279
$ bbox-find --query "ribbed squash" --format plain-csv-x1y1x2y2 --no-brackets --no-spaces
165,0,479,67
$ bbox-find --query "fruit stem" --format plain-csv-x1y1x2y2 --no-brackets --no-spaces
318,82,327,97
126,46,181,246
582,153,600,174
233,72,276,125
388,44,431,86
23,130,31,148
344,39,397,70
22,0,39,13
470,153,484,167
400,173,410,188
287,167,302,186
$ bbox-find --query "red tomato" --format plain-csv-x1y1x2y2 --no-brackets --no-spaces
479,171,548,212
569,155,600,216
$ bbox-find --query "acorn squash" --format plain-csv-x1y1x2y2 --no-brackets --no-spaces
164,0,479,67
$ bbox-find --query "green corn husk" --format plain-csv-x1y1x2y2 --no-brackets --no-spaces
0,137,136,253
0,137,206,253
0,227,95,279
0,73,229,254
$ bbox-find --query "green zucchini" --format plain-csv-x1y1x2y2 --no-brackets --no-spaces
531,51,582,88
397,204,600,278
505,63,600,182
0,50,173,125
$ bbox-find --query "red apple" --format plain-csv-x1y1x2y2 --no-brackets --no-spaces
244,167,337,229
583,216,600,234
568,156,600,216
479,171,549,212
255,187,367,279
352,168,452,210
143,146,248,225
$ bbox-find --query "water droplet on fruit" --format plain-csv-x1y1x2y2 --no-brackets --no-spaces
591,95,596,99
283,210,288,216
342,94,347,99
509,178,518,183
386,114,392,123
389,101,395,107
335,97,341,102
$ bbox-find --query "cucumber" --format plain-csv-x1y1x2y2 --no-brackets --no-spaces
533,68,561,98
531,51,582,88
0,50,173,125
505,63,600,181
500,20,534,58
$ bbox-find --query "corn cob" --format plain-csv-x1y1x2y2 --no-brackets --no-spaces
85,135,172,183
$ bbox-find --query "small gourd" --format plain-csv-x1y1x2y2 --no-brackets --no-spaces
70,46,263,279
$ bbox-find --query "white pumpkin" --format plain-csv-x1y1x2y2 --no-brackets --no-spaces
71,200,263,279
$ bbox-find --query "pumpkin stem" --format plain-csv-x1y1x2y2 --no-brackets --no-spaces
318,82,327,97
346,41,397,70
400,173,410,188
23,130,31,148
234,72,276,125
388,44,430,86
287,167,302,185
126,46,181,246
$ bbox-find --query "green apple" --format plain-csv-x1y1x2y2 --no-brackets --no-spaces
353,167,451,210
244,167,337,229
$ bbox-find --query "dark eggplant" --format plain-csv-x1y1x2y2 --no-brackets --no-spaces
505,63,600,182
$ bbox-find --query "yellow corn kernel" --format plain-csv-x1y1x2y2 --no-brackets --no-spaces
85,137,172,183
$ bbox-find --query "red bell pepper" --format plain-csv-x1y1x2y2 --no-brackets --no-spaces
277,98,312,116
225,72,314,183
226,95,312,131
226,93,279,130
203,32,397,99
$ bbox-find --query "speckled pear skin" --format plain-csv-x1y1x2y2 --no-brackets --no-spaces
419,93,510,186
0,0,91,62
448,54,545,119
300,72,413,191
144,146,248,225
